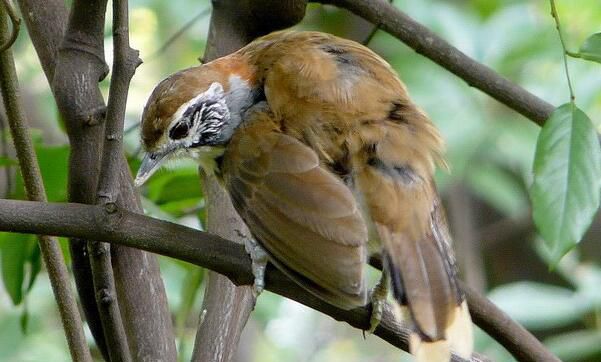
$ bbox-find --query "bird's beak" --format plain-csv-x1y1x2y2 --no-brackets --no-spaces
134,152,166,187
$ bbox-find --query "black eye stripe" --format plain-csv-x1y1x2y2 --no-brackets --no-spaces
169,121,189,140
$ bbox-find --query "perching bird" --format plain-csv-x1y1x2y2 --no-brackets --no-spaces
135,30,473,361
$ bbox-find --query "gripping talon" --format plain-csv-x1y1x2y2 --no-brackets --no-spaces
368,270,390,334
244,238,268,298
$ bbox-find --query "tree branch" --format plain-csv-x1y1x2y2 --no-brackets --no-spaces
17,1,177,359
315,0,555,126
0,199,564,362
0,6,92,362
87,0,143,359
0,0,20,52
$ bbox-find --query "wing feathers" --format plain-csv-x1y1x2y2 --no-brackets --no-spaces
224,122,368,309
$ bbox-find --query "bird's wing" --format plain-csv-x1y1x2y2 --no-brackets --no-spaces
222,109,368,309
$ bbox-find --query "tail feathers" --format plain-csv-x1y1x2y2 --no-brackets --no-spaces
409,335,451,362
394,302,473,362
445,301,473,360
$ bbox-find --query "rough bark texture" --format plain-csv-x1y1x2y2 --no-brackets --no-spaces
191,2,308,361
16,0,176,360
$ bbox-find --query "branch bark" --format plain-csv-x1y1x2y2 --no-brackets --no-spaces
0,6,92,362
192,2,307,361
316,0,555,126
0,199,565,362
87,0,143,360
16,0,176,359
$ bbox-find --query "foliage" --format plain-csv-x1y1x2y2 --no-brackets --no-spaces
531,103,601,264
0,0,600,361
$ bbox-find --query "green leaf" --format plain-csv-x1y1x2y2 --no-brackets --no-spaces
20,308,30,334
35,145,69,202
156,174,202,204
530,103,601,264
488,282,592,330
9,144,69,202
545,330,601,361
579,32,601,64
0,233,37,305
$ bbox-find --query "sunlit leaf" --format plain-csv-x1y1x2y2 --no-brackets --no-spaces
530,103,601,264
578,32,601,64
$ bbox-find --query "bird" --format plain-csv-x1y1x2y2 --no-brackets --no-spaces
135,30,473,361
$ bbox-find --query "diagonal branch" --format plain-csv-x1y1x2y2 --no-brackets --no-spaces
316,0,555,126
0,6,92,362
0,198,565,362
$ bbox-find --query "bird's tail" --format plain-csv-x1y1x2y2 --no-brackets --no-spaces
383,217,473,362
401,301,473,361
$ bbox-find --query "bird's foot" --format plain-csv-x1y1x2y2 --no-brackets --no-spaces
367,271,390,334
244,238,269,298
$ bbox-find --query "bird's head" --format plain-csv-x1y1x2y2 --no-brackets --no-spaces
134,58,257,186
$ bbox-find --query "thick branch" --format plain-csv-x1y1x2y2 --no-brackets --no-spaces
317,0,555,125
0,199,563,361
0,7,92,362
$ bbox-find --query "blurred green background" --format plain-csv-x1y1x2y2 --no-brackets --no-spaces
1,0,601,361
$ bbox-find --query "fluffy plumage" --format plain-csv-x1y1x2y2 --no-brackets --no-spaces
137,30,473,361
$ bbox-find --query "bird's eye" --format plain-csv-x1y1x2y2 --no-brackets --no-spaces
169,121,189,140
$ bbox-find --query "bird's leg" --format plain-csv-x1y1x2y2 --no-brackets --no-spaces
368,269,390,334
244,237,269,298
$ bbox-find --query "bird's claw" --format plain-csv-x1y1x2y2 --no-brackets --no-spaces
244,238,268,298
367,271,389,334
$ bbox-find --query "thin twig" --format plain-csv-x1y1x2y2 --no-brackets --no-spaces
549,0,575,101
89,0,142,360
360,0,393,46
315,0,556,125
0,0,20,52
0,7,92,362
0,199,498,362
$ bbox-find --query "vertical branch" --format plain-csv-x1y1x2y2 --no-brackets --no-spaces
192,2,307,361
0,6,92,362
90,0,142,360
17,0,177,360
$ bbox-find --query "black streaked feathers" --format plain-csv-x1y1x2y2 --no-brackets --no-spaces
367,156,420,185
